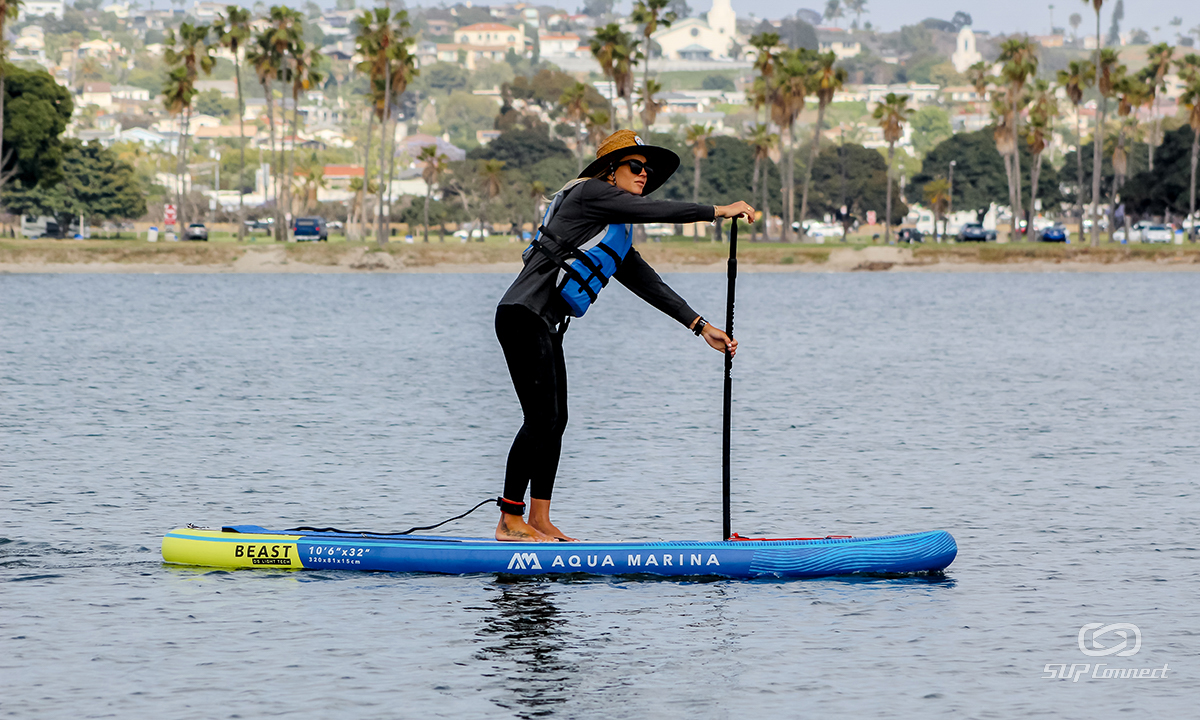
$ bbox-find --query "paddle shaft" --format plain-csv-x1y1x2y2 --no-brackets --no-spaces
722,220,737,540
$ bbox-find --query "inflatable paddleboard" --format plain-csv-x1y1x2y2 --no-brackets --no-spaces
161,525,957,579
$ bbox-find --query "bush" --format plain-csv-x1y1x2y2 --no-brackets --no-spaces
701,74,735,91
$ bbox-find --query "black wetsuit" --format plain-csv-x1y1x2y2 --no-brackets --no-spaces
495,179,716,509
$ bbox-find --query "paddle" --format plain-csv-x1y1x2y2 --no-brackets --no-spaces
722,218,738,541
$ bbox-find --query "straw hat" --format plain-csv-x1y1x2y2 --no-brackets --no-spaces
578,129,679,196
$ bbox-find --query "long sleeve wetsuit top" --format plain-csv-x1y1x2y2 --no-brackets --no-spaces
498,178,718,330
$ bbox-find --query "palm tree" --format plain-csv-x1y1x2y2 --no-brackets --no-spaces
559,82,590,171
383,13,417,246
632,0,675,131
1069,12,1083,41
748,124,777,241
922,178,950,241
1092,47,1122,246
213,6,251,241
359,7,415,245
163,22,215,234
844,0,868,30
965,60,990,107
823,0,843,28
288,44,324,220
998,37,1038,231
1143,43,1174,171
269,5,303,240
639,79,664,131
800,51,845,238
1058,59,1095,242
749,33,781,127
1179,55,1200,239
1086,0,1106,247
586,109,611,148
771,48,812,242
686,124,712,205
418,144,448,243
873,93,913,244
477,159,506,241
1025,79,1058,232
0,0,23,193
246,31,283,235
590,24,639,130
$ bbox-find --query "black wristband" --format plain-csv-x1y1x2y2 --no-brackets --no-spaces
692,318,707,336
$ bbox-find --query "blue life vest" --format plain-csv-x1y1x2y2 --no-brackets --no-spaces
523,186,633,318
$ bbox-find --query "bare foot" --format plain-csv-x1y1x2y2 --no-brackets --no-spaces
495,514,555,542
529,518,577,542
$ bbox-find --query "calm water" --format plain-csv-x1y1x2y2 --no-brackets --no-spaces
2,271,1197,719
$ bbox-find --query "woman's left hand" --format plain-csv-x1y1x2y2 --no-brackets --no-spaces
701,324,737,357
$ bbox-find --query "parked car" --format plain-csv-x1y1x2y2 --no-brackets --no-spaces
1039,225,1068,242
244,218,274,233
897,227,924,243
185,223,208,241
293,216,328,241
643,222,674,238
958,223,995,242
1141,224,1173,243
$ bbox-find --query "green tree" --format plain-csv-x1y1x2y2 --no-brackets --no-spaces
799,50,845,234
807,141,907,229
1121,125,1198,219
909,106,952,156
1,63,73,192
3,140,144,234
0,0,23,194
872,92,913,243
213,5,252,241
916,127,1062,217
414,62,469,96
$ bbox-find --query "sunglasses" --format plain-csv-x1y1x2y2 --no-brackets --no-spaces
616,159,654,177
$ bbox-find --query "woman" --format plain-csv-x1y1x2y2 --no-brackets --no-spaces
494,130,755,542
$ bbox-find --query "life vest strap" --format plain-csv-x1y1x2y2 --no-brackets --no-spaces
531,231,598,303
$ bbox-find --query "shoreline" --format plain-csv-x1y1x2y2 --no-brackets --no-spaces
2,242,1199,274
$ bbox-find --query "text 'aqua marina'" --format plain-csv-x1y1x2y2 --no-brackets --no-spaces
507,552,721,571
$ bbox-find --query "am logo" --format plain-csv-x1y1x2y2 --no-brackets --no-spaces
507,552,542,570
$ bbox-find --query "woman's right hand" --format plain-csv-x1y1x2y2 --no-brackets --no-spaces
716,201,756,222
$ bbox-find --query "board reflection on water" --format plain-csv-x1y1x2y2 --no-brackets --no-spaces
475,580,577,713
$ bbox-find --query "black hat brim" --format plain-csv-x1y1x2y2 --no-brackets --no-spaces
578,144,680,197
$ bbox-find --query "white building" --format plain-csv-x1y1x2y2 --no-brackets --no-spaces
20,0,65,19
455,23,525,54
951,27,983,73
539,32,583,58
651,0,737,61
